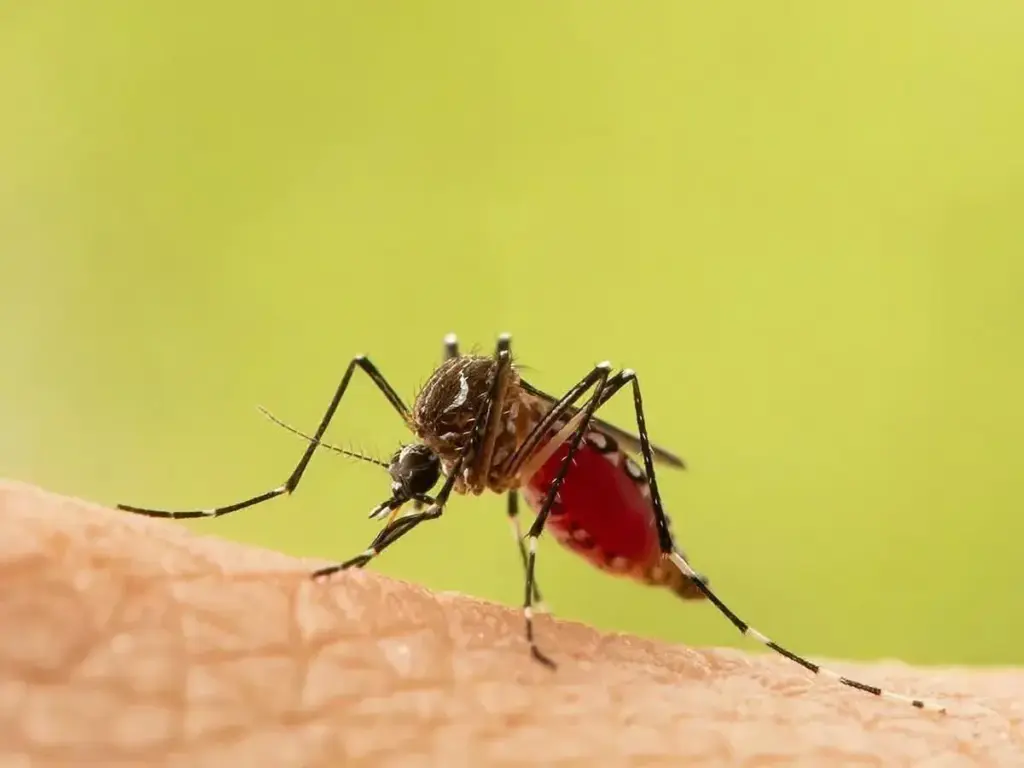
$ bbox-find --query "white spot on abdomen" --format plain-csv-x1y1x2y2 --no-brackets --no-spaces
623,456,646,482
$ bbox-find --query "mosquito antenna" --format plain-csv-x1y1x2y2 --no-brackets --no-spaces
257,405,389,469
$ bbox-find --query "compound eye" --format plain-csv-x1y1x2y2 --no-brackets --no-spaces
398,444,441,496
386,447,406,486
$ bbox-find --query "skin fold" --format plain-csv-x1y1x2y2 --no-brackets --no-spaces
0,480,1019,767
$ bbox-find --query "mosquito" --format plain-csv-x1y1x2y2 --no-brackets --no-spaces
117,332,947,713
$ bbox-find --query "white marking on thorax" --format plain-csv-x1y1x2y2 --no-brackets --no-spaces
444,371,470,413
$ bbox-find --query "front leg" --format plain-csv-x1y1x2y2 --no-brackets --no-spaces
312,501,444,579
312,446,468,580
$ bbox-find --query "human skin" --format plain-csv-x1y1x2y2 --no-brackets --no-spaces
0,480,1020,767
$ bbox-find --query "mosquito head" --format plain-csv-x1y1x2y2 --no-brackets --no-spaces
387,443,442,499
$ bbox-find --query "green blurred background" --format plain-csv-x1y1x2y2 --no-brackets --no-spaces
2,3,1022,667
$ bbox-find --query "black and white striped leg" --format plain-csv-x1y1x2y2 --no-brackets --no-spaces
522,362,613,668
312,494,444,579
313,438,470,579
615,369,949,714
117,356,410,520
665,552,946,711
508,490,547,611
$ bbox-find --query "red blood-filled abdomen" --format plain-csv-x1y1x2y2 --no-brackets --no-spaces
520,437,661,574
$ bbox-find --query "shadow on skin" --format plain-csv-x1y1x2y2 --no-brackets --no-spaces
0,480,1019,766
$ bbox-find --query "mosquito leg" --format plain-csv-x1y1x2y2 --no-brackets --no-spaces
608,369,948,713
117,356,410,520
312,494,445,579
521,362,613,667
443,332,460,360
506,490,547,611
313,455,463,580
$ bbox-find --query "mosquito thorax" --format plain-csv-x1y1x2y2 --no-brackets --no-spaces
410,354,525,491
411,356,500,451
387,443,441,498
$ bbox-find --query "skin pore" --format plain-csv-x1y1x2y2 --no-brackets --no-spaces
0,480,1019,766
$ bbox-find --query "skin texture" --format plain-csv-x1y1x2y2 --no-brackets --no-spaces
0,480,1020,767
